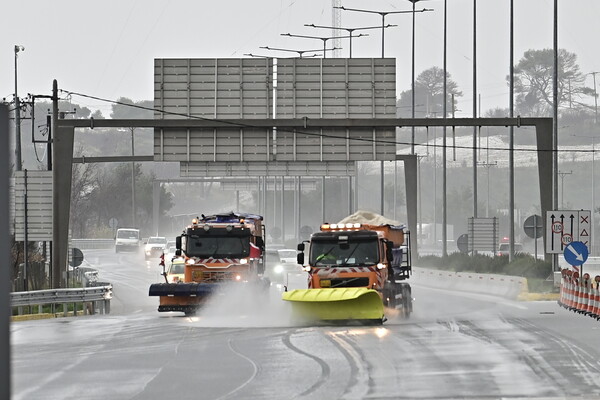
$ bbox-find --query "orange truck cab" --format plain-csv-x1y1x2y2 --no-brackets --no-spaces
149,212,268,315
295,222,412,317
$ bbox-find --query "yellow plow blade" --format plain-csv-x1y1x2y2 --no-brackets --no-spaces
282,288,385,323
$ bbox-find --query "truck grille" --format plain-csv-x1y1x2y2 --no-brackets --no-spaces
192,271,236,283
325,277,370,288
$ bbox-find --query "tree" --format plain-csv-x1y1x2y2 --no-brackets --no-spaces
110,97,153,119
85,163,173,236
512,48,594,116
397,66,463,118
70,147,96,237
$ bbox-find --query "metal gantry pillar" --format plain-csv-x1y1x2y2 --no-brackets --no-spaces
1,104,11,400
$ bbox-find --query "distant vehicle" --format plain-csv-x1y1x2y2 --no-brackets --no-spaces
269,249,301,283
145,236,167,260
164,259,185,283
115,228,140,253
163,243,178,263
497,242,524,257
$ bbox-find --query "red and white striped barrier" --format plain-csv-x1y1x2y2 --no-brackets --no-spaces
558,269,600,321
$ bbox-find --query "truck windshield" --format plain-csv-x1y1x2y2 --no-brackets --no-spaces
310,239,378,266
185,237,250,258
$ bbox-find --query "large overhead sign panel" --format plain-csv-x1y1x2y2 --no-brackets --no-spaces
13,170,53,241
154,58,396,176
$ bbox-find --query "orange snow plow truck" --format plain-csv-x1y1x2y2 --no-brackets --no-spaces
148,212,267,315
282,212,412,324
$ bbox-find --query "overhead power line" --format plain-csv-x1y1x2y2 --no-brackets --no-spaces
61,89,596,155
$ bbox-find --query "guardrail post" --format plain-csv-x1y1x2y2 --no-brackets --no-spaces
104,299,110,314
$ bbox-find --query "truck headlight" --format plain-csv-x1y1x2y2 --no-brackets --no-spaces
274,265,284,274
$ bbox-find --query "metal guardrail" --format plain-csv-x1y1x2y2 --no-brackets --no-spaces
71,239,115,250
11,285,113,316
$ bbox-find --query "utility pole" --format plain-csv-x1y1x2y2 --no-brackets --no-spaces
591,71,599,124
51,80,60,289
130,127,136,227
14,45,25,171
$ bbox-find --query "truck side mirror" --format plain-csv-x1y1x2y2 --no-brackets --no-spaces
175,236,182,250
297,243,305,252
385,240,394,263
297,253,305,265
256,236,265,250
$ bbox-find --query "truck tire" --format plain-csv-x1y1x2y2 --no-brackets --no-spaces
383,282,397,308
399,283,412,319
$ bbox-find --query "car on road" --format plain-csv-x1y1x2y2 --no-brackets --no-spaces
163,240,177,262
115,228,141,253
145,236,167,260
267,248,301,283
497,242,524,257
165,259,185,283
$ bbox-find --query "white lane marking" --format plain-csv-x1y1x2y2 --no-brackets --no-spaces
214,339,259,400
328,332,370,400
13,344,104,400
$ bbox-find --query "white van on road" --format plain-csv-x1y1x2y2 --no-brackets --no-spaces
115,228,141,253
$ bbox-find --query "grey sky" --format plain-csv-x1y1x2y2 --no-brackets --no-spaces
2,0,599,117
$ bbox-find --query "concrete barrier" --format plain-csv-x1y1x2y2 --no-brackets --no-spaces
411,267,528,300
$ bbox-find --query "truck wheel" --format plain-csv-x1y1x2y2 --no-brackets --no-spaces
383,283,397,308
401,284,412,319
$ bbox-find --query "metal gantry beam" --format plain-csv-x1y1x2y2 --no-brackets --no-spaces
53,115,554,286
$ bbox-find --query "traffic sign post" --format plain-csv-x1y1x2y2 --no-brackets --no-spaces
523,214,543,259
457,233,468,253
563,241,589,275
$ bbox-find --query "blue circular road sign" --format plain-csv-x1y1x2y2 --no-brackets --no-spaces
563,241,589,266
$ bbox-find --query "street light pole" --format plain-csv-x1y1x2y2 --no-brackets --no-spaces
442,0,448,257
407,1,435,155
130,127,136,227
558,170,572,208
478,161,497,217
335,6,431,58
280,33,356,58
509,0,516,261
257,46,330,58
14,45,25,171
304,24,391,58
472,0,478,222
